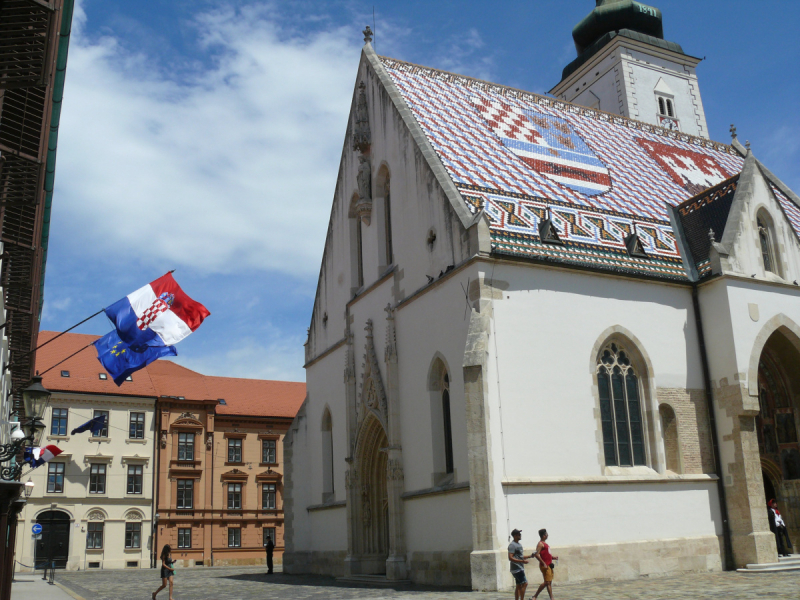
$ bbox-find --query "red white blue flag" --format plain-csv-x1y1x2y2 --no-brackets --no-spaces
23,445,63,468
473,98,611,196
104,273,210,350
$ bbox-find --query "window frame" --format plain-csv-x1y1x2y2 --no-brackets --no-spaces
126,464,143,494
47,462,65,493
125,522,141,549
176,479,194,509
261,438,276,464
227,482,243,510
92,410,109,438
227,527,241,548
129,412,145,439
86,522,104,549
89,463,107,494
227,438,243,463
177,528,192,549
757,213,780,276
178,432,195,461
262,483,277,510
50,408,68,436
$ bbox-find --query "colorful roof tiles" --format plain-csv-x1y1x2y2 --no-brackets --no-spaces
378,56,753,280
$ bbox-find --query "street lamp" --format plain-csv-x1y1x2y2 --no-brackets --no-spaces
24,479,34,499
0,376,51,481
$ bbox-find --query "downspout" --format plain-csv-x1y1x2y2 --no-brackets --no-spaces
691,284,734,570
151,401,161,569
39,0,75,317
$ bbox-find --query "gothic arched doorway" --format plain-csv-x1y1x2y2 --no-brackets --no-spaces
35,510,70,569
353,415,389,574
756,330,800,546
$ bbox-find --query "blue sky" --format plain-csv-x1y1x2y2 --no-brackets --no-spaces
41,0,800,382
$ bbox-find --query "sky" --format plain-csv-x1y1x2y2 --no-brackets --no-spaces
40,0,800,383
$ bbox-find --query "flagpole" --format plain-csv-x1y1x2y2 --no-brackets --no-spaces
37,341,95,377
7,309,104,369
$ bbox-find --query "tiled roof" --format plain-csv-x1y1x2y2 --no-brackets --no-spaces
675,176,739,278
379,56,751,280
34,332,305,418
771,184,800,238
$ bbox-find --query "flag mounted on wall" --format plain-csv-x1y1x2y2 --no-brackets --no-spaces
94,330,177,386
104,273,210,350
23,445,63,468
71,414,108,436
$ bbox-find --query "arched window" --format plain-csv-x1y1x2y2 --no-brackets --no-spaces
659,404,681,473
429,357,454,482
384,177,393,266
321,408,334,501
757,213,779,275
597,342,646,467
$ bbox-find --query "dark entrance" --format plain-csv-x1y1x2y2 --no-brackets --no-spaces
35,510,70,569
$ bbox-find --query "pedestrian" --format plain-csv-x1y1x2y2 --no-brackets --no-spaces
508,528,533,600
153,544,175,600
768,499,794,557
532,528,558,600
265,535,275,574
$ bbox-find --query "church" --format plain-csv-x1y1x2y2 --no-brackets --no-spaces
284,0,800,589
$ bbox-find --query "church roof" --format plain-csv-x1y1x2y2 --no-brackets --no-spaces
378,55,754,280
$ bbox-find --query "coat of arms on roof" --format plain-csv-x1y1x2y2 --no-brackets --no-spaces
636,138,730,196
472,97,611,196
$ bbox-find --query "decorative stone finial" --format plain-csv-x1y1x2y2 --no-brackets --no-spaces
745,140,751,151
363,26,373,44
729,124,737,139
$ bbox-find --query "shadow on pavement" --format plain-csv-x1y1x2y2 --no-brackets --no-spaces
219,572,471,593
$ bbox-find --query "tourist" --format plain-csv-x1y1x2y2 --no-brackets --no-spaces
532,528,558,600
265,535,275,574
508,528,531,600
768,499,793,557
153,544,176,600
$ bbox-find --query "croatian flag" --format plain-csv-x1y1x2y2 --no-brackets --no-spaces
104,273,210,350
23,445,63,468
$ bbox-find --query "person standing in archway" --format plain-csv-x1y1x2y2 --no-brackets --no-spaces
768,499,794,557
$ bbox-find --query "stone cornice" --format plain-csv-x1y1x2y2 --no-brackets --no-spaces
502,474,718,486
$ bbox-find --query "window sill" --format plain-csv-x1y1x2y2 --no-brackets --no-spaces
259,463,279,468
501,473,719,487
85,548,104,553
124,547,142,552
126,438,148,444
47,435,69,442
89,437,111,443
88,493,108,497
224,462,244,467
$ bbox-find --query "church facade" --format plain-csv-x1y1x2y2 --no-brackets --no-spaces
284,1,800,589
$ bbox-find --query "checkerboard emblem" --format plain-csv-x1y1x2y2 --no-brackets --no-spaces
472,97,611,196
136,292,174,331
636,138,729,196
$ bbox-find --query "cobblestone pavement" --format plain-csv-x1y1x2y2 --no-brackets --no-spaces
53,567,800,600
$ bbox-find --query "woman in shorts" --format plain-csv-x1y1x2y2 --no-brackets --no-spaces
153,544,175,600
532,529,558,600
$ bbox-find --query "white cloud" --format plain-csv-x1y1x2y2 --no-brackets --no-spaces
56,2,363,277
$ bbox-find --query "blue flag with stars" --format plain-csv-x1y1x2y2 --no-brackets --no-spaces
94,330,177,386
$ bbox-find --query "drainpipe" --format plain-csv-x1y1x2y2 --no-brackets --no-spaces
151,403,161,569
692,284,735,570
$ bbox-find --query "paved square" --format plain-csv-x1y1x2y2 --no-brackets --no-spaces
52,567,800,600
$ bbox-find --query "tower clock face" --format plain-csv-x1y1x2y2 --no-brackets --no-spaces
659,116,679,131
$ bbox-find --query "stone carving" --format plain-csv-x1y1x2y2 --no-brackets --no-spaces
160,430,167,449
387,458,404,482
357,319,388,428
384,304,397,363
345,467,359,490
344,331,356,384
361,485,371,522
178,412,197,421
88,510,105,521
125,510,144,521
206,432,213,450
352,82,371,154
355,155,372,224
362,26,373,44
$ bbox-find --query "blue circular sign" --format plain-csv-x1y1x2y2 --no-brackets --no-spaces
31,524,42,535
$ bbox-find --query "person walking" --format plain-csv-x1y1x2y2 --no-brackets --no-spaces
532,529,558,600
265,535,275,574
153,544,175,600
508,528,531,600
768,499,794,557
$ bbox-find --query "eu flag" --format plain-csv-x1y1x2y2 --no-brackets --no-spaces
94,330,177,386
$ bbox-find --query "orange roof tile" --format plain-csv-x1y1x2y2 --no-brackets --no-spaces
34,332,305,418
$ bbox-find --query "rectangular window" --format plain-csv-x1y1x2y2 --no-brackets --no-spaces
177,479,194,509
262,483,276,510
89,464,107,494
263,527,276,546
178,528,192,549
262,439,276,464
47,463,65,493
227,527,241,548
178,432,195,461
51,408,68,436
92,410,109,437
129,412,145,439
86,522,104,549
227,438,242,463
127,465,143,494
125,522,141,549
228,483,242,509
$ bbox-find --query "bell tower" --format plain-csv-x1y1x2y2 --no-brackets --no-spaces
550,0,709,139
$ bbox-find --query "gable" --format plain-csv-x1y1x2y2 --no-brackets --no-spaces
380,56,745,280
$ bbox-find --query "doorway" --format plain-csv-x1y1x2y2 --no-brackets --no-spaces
35,510,70,569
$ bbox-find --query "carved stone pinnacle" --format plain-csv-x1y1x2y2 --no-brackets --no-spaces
363,26,373,44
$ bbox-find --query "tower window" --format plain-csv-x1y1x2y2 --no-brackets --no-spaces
656,96,674,118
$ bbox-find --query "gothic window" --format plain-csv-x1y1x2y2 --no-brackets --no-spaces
757,213,779,275
429,357,455,481
442,373,454,474
356,218,364,287
321,408,334,500
597,343,647,467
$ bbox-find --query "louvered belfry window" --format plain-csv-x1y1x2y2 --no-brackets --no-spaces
597,343,646,467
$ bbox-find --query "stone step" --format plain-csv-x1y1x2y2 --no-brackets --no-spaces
335,575,412,587
741,554,800,571
737,564,800,573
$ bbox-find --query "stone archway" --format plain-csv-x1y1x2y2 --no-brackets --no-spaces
351,415,389,574
755,329,800,546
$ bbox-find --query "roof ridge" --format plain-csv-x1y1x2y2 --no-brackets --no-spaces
675,173,742,210
378,54,735,154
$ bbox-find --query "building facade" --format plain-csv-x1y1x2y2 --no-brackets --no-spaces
285,2,800,591
150,361,304,568
15,333,157,572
